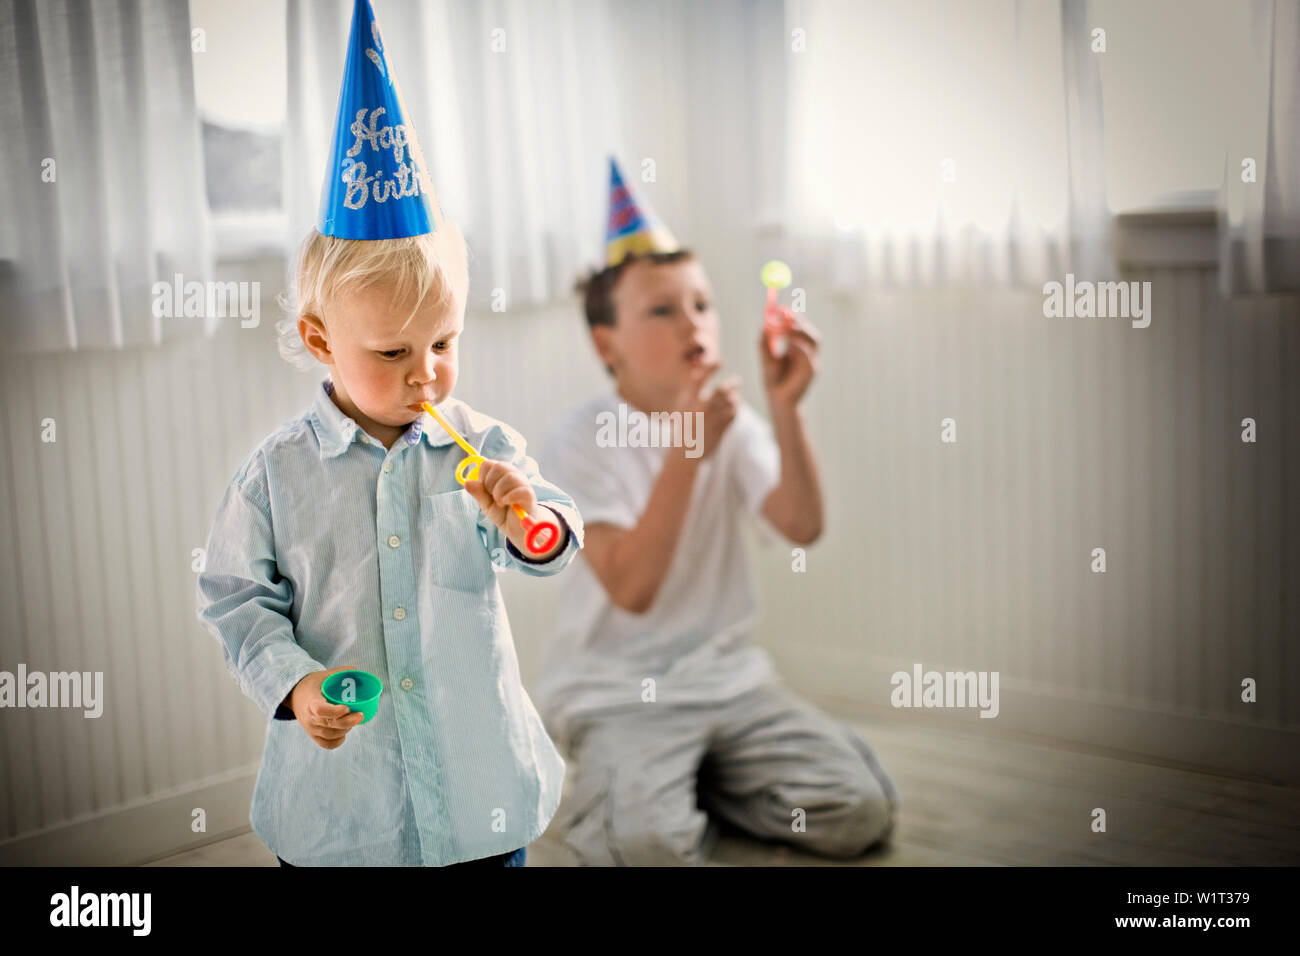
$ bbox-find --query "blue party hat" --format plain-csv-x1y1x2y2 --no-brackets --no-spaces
318,0,440,239
605,156,679,266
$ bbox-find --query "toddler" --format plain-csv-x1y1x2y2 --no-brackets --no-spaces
195,221,583,866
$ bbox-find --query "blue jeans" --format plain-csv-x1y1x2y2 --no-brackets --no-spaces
277,847,526,867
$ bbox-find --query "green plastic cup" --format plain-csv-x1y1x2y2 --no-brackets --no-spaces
321,669,384,724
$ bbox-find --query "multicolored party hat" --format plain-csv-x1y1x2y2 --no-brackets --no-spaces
317,0,440,239
605,155,679,266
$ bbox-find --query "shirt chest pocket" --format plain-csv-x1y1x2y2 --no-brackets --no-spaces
420,490,496,594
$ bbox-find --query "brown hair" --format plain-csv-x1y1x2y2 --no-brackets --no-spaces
574,248,695,330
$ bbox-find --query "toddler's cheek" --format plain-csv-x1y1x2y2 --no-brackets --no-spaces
437,358,458,392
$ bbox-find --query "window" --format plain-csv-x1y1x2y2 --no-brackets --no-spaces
1092,0,1257,212
190,0,288,258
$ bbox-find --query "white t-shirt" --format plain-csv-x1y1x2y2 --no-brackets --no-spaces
533,389,783,753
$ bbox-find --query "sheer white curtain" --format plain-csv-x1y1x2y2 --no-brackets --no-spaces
1218,0,1300,295
284,0,624,313
776,0,1114,291
0,0,213,354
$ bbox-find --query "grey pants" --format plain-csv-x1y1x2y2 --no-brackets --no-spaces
553,680,900,866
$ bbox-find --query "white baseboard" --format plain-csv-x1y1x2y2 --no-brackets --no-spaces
0,767,258,867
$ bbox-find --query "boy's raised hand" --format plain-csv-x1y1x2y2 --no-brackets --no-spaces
761,312,821,407
286,665,366,750
674,358,739,461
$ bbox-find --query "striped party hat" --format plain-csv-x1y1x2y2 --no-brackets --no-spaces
605,155,679,267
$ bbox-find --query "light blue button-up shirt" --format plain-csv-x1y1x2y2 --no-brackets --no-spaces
194,377,583,865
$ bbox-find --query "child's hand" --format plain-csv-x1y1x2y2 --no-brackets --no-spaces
286,666,366,750
761,313,821,407
463,460,544,547
673,358,739,461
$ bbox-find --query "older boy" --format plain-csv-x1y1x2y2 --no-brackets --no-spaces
532,160,899,866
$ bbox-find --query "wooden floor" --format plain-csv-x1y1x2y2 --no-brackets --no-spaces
145,715,1300,867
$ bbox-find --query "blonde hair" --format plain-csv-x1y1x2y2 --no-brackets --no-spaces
276,223,469,371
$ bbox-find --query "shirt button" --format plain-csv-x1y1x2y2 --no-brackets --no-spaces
383,462,393,473
388,534,401,548
393,606,406,621
400,677,414,691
